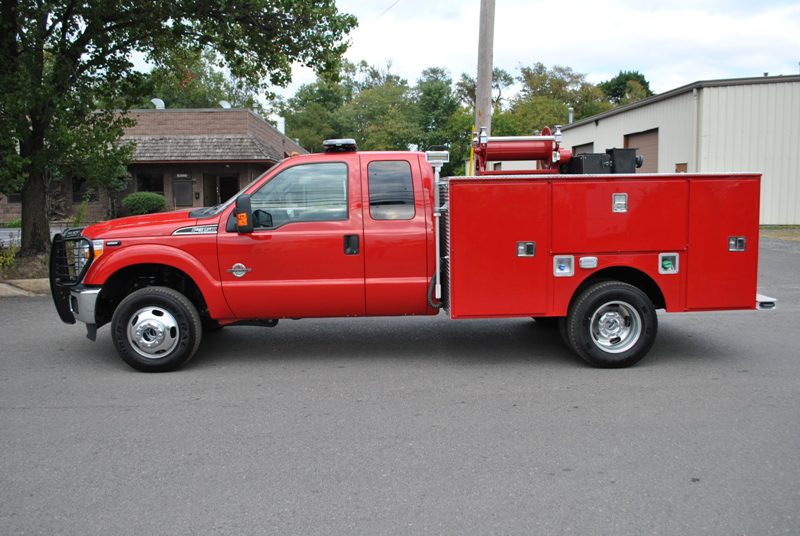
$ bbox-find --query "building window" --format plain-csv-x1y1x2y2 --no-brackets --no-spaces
250,162,348,229
137,173,164,194
72,177,99,203
368,160,415,220
675,163,688,173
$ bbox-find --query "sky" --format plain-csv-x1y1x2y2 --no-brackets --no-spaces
274,0,800,98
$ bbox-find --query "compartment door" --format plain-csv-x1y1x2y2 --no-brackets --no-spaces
449,181,549,317
687,178,760,310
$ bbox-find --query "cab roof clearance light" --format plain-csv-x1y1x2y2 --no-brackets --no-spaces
323,138,358,153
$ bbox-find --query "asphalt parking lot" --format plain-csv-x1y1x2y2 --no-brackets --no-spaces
1,238,798,535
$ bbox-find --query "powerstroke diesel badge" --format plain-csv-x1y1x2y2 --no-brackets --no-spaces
227,263,252,278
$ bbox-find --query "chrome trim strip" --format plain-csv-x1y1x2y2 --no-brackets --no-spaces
172,225,219,236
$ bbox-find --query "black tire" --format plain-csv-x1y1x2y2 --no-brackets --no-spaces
565,281,657,368
532,316,560,328
111,286,202,372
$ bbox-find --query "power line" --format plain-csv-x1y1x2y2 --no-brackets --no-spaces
370,0,402,24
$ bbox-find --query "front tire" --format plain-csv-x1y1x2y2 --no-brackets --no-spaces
111,286,202,372
565,281,657,368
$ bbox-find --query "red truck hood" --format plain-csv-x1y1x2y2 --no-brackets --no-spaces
83,210,199,239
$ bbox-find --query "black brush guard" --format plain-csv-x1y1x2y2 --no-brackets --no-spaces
49,231,92,324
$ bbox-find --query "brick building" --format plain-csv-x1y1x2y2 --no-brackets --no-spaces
0,108,306,223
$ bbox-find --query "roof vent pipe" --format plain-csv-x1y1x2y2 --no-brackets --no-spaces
568,106,574,125
276,117,286,134
150,98,165,110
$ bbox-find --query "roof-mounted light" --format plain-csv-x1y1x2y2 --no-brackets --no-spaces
425,150,450,164
322,138,358,153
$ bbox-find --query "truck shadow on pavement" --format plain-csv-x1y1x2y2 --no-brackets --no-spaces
189,316,580,370
185,315,743,371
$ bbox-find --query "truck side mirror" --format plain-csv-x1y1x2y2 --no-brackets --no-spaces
235,195,254,234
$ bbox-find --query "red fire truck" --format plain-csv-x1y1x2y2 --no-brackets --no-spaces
50,132,775,372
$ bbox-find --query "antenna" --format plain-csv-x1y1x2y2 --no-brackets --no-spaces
219,100,232,109
150,98,165,110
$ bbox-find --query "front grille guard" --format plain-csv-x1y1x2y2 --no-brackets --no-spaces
49,232,92,324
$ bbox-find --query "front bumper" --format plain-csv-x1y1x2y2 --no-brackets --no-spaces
68,286,101,324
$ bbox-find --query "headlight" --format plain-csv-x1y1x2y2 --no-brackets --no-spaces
91,239,104,260
72,239,104,274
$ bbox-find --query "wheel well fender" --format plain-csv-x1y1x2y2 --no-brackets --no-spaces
570,266,666,312
88,245,232,326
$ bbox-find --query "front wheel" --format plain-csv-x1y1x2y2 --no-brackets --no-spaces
111,286,202,372
565,281,657,368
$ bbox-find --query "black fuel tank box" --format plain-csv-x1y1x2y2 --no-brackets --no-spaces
606,148,639,173
561,153,612,174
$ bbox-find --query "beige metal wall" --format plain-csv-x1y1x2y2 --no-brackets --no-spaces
698,82,800,224
562,92,695,174
563,79,800,224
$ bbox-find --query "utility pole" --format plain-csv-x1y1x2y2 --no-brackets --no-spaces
475,0,495,136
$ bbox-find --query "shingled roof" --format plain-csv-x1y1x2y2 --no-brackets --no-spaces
126,134,281,162
121,109,306,163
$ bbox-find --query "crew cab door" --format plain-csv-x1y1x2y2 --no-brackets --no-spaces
360,154,430,315
217,157,365,318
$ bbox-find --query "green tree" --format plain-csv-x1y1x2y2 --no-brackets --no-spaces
338,74,417,151
599,70,654,104
0,1,356,255
279,61,359,152
414,68,459,147
413,68,470,176
505,62,615,133
455,68,514,110
139,48,265,111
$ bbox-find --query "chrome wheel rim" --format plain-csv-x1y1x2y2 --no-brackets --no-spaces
127,306,179,359
589,301,642,354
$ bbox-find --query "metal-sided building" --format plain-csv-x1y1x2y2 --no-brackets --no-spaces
561,75,800,224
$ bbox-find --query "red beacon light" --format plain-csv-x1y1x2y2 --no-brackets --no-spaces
472,125,572,176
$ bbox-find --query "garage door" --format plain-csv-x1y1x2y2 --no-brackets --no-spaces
625,129,658,173
572,142,593,155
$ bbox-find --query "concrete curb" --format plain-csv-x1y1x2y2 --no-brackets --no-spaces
0,279,49,297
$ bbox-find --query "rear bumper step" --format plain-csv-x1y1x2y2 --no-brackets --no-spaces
756,294,777,310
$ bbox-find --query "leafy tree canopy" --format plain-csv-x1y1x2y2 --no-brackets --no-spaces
598,70,654,105
0,0,356,254
135,48,266,113
277,60,652,176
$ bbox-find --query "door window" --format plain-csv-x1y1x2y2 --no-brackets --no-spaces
250,162,348,229
367,160,414,220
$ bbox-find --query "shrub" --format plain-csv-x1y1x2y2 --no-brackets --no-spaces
5,218,21,228
0,244,16,269
122,192,167,215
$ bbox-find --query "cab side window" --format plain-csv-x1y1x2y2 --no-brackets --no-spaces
250,163,348,229
368,160,415,220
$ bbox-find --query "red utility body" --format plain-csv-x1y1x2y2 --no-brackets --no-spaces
447,173,760,318
49,136,770,372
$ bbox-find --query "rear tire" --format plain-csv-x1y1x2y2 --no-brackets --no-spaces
565,281,657,368
111,286,202,372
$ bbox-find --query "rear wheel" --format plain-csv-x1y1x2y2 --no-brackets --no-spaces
565,281,657,368
111,286,202,372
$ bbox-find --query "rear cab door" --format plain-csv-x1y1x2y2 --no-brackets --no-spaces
359,153,432,315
